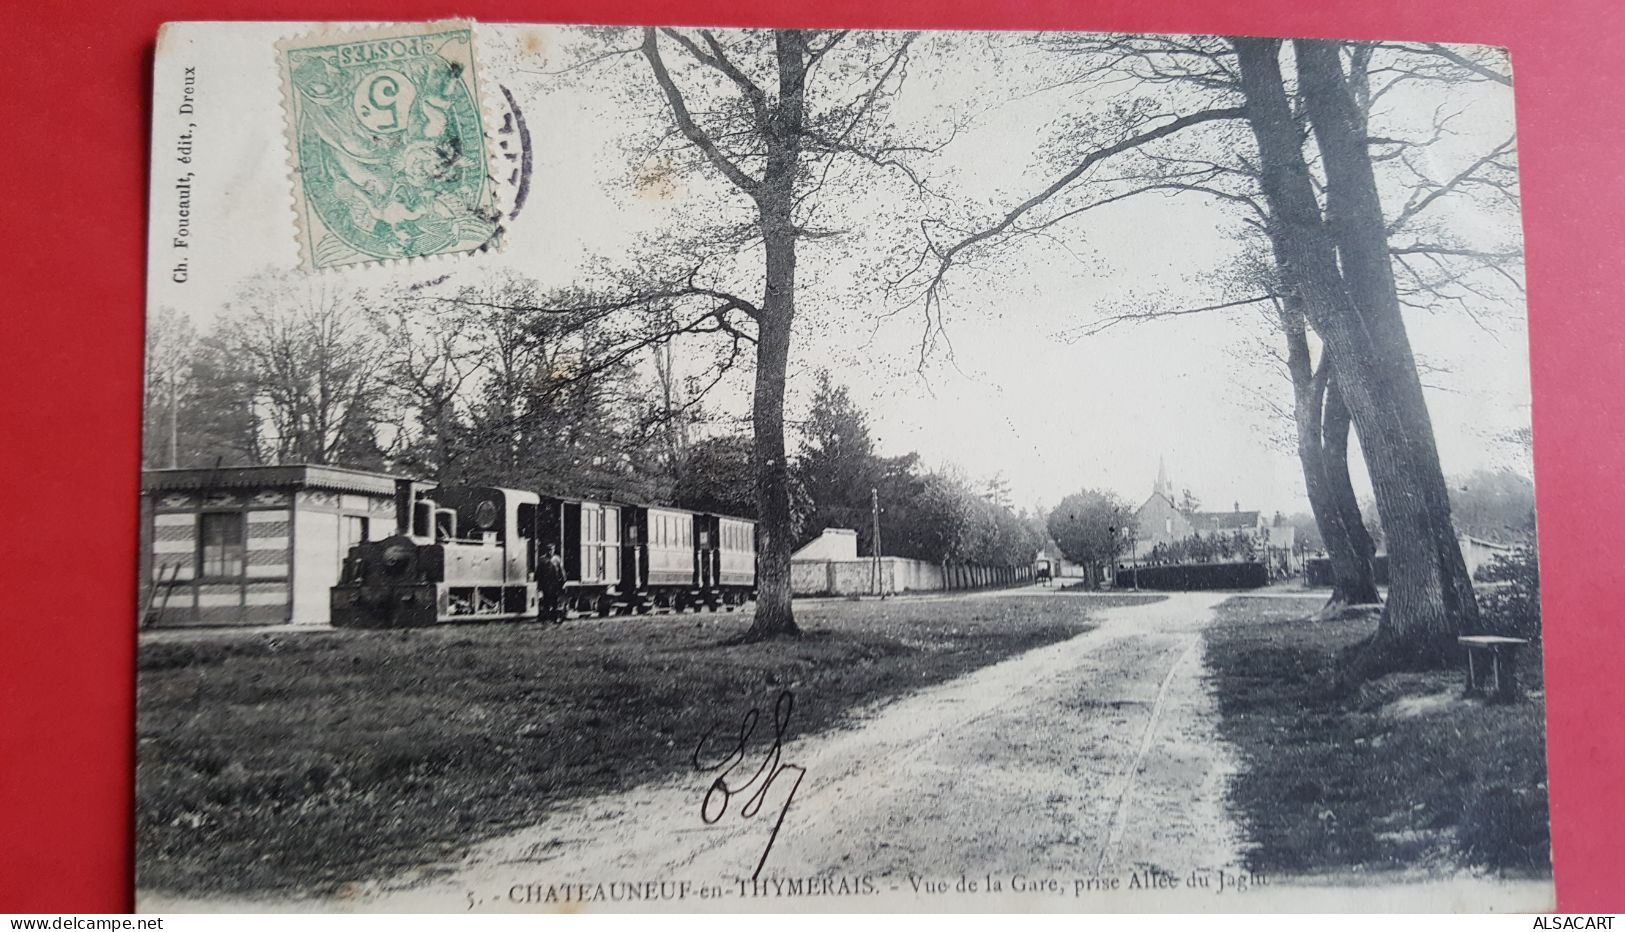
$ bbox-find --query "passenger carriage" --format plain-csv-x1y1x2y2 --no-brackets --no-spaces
710,513,758,608
330,479,756,627
536,495,630,617
639,505,700,611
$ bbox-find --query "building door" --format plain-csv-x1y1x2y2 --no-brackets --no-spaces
293,510,339,625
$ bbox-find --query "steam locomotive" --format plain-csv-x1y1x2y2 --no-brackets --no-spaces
330,479,757,628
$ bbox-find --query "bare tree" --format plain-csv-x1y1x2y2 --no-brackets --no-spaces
430,273,664,499
505,27,929,639
1234,37,1481,668
643,27,935,638
142,306,197,469
905,35,1515,670
375,282,483,481
214,275,389,467
649,337,692,488
460,275,565,479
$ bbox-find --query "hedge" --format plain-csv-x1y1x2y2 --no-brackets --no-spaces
1304,555,1389,587
1114,561,1267,591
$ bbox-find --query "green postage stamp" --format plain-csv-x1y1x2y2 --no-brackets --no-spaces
277,21,498,269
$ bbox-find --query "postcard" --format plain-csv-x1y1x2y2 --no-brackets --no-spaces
137,20,1548,911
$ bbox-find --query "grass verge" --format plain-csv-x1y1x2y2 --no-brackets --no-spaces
138,592,1164,896
1203,596,1550,879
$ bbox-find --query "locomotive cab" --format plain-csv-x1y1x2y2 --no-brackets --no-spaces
332,482,540,627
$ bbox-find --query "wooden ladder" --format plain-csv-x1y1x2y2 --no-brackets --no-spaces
142,562,182,629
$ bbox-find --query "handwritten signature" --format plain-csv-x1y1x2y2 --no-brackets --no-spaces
693,689,806,880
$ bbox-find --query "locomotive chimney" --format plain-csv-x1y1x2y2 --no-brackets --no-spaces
394,478,416,535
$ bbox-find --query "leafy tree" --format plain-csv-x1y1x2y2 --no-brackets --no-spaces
176,334,264,467
670,434,812,540
797,369,882,542
1047,490,1134,588
1475,545,1540,640
984,472,1014,510
860,452,927,557
671,435,755,517
435,275,661,502
909,471,975,564
1450,469,1537,542
875,467,1039,568
1178,489,1201,517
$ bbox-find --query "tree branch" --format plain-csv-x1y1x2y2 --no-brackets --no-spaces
657,28,771,131
1388,135,1517,232
1424,42,1513,86
640,28,762,198
930,107,1247,278
1055,293,1278,341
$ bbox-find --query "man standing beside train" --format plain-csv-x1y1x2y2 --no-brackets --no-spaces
540,543,566,623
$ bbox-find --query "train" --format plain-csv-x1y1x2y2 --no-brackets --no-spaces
330,478,758,628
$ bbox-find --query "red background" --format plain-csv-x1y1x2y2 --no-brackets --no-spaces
3,0,1621,913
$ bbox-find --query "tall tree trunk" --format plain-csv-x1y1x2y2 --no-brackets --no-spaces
744,206,801,638
1234,38,1478,671
1281,312,1375,610
1294,39,1479,665
1287,339,1352,610
741,32,810,640
1319,366,1380,604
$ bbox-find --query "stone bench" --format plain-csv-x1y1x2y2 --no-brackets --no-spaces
1458,635,1530,703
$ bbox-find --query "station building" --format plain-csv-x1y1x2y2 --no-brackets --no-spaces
139,464,403,627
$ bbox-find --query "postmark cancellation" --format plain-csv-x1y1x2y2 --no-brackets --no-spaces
276,21,499,269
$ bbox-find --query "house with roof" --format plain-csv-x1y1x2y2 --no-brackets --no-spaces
1134,457,1193,550
1131,456,1295,569
139,464,405,628
1034,540,1087,579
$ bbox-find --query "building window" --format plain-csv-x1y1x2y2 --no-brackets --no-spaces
342,515,369,569
198,512,245,578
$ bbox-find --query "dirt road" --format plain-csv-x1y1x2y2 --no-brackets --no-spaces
138,589,1548,913
324,590,1249,909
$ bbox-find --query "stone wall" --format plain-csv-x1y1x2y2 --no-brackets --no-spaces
791,557,1031,596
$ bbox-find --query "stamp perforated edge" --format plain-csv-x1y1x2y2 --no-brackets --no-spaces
273,19,507,273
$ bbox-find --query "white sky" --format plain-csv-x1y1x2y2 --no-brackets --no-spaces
148,23,1532,517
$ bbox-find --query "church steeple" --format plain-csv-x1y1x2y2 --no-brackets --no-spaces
1154,456,1172,500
